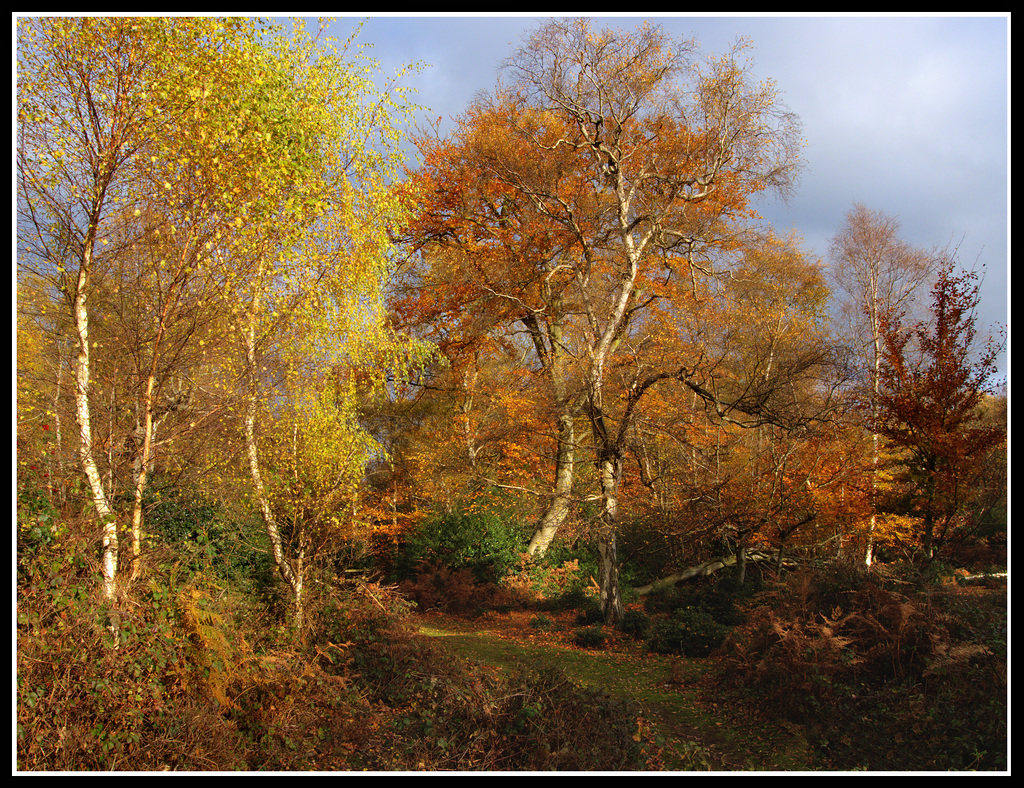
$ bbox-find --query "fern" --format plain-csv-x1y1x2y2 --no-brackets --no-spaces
179,587,251,708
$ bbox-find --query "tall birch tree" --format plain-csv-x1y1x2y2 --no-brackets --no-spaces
16,17,270,602
827,202,939,565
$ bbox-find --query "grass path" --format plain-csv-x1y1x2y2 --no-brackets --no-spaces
413,609,815,772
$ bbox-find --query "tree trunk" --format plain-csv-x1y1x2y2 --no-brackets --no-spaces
527,410,575,555
595,449,624,625
73,245,119,604
523,309,577,557
243,273,304,633
128,372,159,582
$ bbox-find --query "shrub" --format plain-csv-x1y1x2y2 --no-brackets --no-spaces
16,540,251,771
529,614,554,631
574,595,605,626
572,625,606,649
318,598,655,771
397,561,523,617
399,562,485,616
504,555,586,603
397,510,526,584
490,665,651,771
716,564,1007,770
642,585,687,616
646,607,727,657
618,607,650,640
537,585,591,613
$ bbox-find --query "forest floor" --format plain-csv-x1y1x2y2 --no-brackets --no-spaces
411,607,815,772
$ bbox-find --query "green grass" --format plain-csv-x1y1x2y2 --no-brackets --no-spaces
416,617,813,771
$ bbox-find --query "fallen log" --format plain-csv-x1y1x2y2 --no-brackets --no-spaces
633,549,795,596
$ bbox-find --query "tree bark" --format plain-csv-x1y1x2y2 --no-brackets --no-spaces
73,249,119,604
243,269,305,634
634,548,796,596
527,409,575,555
523,303,578,557
594,449,624,625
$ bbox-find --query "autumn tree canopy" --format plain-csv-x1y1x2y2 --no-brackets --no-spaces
394,18,808,622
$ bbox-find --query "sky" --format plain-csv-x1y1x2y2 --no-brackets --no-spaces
328,13,1010,376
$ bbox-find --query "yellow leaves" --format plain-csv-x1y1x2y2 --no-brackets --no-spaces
862,513,924,551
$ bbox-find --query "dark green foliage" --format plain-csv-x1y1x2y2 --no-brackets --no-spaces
572,625,606,649
573,595,605,626
617,608,650,640
145,485,276,591
615,516,687,587
529,614,554,631
536,585,592,613
643,570,756,627
16,537,250,770
646,606,728,657
397,510,527,584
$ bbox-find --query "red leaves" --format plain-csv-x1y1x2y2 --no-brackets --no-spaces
874,259,1005,555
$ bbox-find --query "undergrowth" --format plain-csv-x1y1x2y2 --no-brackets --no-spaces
714,565,1007,771
17,505,1006,772
16,525,661,771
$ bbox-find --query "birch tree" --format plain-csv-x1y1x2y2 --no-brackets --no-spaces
15,17,261,602
827,202,939,565
222,23,429,634
17,18,427,629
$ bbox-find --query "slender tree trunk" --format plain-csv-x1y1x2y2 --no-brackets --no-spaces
51,337,69,510
865,328,882,567
128,227,195,580
243,268,304,633
73,240,119,604
128,373,158,582
522,307,579,557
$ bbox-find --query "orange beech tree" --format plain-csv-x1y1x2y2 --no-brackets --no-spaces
398,19,807,622
393,104,592,556
614,231,859,583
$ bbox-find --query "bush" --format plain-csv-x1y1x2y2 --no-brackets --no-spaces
145,486,276,592
537,585,591,613
617,608,650,640
398,561,522,617
16,539,251,770
529,614,554,631
642,571,754,626
574,595,605,626
572,625,606,649
489,665,651,771
642,586,688,616
397,510,526,584
647,607,727,657
716,564,1007,770
505,555,586,603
